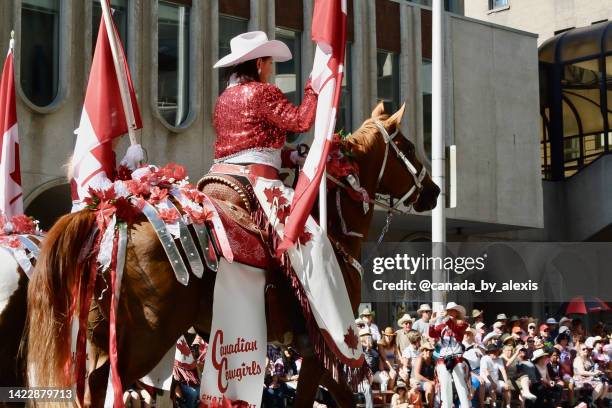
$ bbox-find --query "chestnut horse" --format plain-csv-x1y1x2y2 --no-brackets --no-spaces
25,102,439,407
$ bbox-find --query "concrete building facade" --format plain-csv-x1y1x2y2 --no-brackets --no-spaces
464,0,612,46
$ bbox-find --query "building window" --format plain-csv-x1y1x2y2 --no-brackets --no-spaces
157,0,190,127
275,28,301,105
92,0,128,55
275,28,302,142
218,15,248,94
377,50,400,114
488,0,508,10
20,0,60,107
336,44,352,134
405,0,463,13
422,59,432,160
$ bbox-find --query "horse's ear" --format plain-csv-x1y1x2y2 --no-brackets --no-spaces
386,102,406,126
371,101,385,118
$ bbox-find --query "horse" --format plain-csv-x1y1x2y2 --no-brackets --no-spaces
25,102,440,407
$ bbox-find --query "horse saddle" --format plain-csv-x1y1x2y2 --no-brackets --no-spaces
197,173,270,269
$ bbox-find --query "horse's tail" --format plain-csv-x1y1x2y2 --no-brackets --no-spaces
26,210,96,387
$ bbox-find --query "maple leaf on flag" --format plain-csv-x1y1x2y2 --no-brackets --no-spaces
343,325,359,352
263,186,288,207
276,205,290,224
298,229,313,245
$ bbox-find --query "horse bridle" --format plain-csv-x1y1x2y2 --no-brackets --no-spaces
374,120,429,211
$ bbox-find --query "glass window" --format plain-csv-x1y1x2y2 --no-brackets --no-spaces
376,50,400,114
92,0,128,55
405,0,463,13
422,59,432,160
218,15,248,94
20,0,60,107
336,43,352,134
275,28,302,143
488,0,508,10
157,0,190,127
275,28,301,104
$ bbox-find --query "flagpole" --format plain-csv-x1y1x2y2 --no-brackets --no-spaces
100,0,138,147
431,0,446,313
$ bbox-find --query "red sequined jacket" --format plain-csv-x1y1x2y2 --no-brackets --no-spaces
213,80,318,161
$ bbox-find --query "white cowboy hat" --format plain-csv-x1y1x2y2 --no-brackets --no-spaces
397,314,414,326
546,317,558,325
531,348,549,362
213,31,292,68
358,327,372,337
417,304,432,314
496,313,508,321
559,316,571,325
445,302,466,320
360,308,373,317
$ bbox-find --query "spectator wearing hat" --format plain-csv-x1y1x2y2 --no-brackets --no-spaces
355,317,366,330
531,348,563,407
357,327,377,408
390,379,409,407
401,330,422,367
474,321,487,345
412,304,433,336
510,344,538,403
508,315,521,330
462,327,477,350
462,342,487,407
395,314,414,353
546,317,559,338
548,348,575,404
527,321,538,338
539,324,554,346
496,313,509,333
360,308,381,343
429,302,471,408
482,321,504,346
413,343,436,408
471,309,484,326
378,327,400,390
481,343,512,407
573,341,608,405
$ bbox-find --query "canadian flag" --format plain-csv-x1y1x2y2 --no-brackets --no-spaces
277,0,347,253
0,36,23,217
70,4,142,204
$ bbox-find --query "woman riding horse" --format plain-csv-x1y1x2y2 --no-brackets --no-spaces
199,30,364,405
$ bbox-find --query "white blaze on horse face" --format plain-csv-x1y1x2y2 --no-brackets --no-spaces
0,249,21,316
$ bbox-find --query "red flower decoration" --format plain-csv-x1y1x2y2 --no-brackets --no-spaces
148,186,169,205
182,188,205,204
124,179,150,197
114,197,141,224
116,165,133,181
344,326,359,352
158,163,187,182
10,215,37,235
158,208,180,224
184,206,211,224
263,186,288,207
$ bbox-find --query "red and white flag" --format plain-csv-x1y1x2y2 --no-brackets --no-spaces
70,9,142,204
0,36,23,217
277,0,347,253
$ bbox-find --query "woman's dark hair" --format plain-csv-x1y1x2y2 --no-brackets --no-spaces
222,57,271,85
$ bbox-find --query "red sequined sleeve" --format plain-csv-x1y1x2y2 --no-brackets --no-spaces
260,82,318,133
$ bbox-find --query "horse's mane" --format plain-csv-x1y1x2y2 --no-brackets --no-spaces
346,114,391,157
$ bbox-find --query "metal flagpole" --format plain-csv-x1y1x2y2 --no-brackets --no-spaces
100,0,138,147
431,0,447,313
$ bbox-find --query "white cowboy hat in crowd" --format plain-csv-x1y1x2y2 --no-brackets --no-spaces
213,31,292,68
472,309,483,318
445,302,466,320
559,316,571,325
493,321,503,330
531,348,549,362
355,317,365,325
397,314,414,326
475,322,486,331
496,313,508,321
546,317,558,325
585,336,603,349
417,304,432,314
360,308,373,317
359,327,372,337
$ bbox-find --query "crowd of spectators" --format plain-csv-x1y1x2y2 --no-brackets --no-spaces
356,305,611,408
